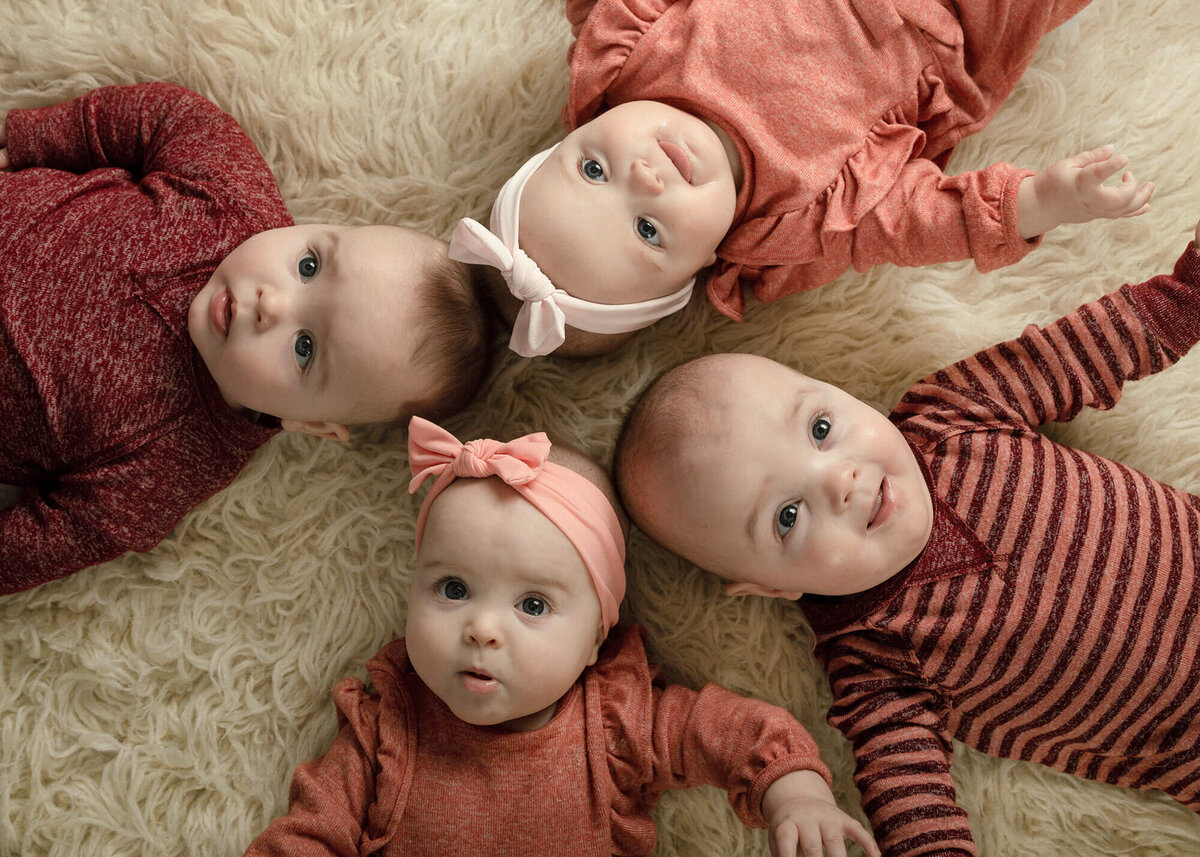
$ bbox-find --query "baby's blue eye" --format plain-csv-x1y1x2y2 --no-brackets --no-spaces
294,332,314,370
636,217,660,246
581,158,606,182
438,579,468,600
298,253,318,282
776,503,799,538
811,416,831,444
520,596,547,617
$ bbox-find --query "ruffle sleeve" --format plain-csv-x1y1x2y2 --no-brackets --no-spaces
584,625,663,853
708,118,1036,322
563,0,672,130
348,640,419,853
708,110,928,321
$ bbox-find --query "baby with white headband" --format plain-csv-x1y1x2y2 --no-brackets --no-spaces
451,0,1153,358
245,417,878,857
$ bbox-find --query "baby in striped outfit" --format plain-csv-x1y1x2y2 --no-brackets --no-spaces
614,221,1200,857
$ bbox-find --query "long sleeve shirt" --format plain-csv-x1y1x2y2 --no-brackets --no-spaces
0,83,290,593
801,244,1200,856
563,0,1090,320
244,625,833,856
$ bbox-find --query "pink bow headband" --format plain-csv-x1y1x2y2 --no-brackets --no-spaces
448,145,694,357
407,416,626,632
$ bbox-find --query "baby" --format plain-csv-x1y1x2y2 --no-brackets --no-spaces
244,416,879,857
451,0,1153,357
0,83,491,593
614,222,1200,856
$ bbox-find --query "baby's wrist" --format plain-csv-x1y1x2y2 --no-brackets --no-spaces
1017,174,1059,240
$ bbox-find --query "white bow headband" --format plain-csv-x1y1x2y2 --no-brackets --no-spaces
449,145,694,357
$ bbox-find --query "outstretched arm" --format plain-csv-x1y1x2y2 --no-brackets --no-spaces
1016,145,1153,239
896,229,1200,431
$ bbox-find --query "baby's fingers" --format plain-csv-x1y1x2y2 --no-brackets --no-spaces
803,826,848,857
1069,143,1115,168
844,818,882,857
1102,175,1153,217
1079,149,1129,186
0,148,8,170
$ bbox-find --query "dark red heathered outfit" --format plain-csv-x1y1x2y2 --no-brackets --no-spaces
0,83,290,593
801,244,1200,856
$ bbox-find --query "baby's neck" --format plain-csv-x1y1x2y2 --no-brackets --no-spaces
702,118,744,191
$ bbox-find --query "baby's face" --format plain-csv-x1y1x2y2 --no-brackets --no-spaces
189,224,437,432
405,478,603,732
519,100,738,307
644,354,933,598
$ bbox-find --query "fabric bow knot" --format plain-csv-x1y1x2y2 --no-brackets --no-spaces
408,423,550,496
506,248,554,303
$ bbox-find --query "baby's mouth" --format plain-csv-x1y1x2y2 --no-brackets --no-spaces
460,668,500,694
210,287,235,338
867,477,894,530
658,139,693,183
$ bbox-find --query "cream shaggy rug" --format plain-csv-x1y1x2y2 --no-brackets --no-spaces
2,1,1199,855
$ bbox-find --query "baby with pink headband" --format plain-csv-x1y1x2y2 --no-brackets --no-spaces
245,417,878,857
452,0,1153,358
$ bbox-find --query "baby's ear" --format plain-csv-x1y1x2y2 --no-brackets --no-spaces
723,580,804,601
280,419,351,442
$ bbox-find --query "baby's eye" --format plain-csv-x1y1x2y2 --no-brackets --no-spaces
636,217,660,246
811,416,832,445
519,596,547,617
298,252,319,282
776,503,799,538
293,332,315,370
437,578,469,601
580,158,606,182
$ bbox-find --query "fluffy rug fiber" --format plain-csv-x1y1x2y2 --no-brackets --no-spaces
2,1,1200,854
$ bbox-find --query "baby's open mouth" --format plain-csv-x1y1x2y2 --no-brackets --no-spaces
460,668,500,695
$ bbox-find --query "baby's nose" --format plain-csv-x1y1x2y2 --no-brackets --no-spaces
255,285,287,330
824,461,857,509
630,159,664,195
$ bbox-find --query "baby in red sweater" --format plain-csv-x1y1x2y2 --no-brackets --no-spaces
613,221,1200,856
0,83,491,593
452,0,1153,358
245,416,879,857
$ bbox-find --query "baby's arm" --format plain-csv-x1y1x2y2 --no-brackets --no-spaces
770,152,1150,295
1015,145,1153,239
820,631,975,857
643,680,875,855
243,717,376,856
0,432,246,594
4,82,277,199
895,228,1200,431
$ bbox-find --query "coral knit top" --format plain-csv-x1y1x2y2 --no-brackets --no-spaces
244,625,832,856
564,0,1090,320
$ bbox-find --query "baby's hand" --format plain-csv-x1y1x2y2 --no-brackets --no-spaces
762,770,880,857
1017,145,1153,239
0,120,8,170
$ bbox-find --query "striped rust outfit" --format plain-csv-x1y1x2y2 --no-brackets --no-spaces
801,244,1200,856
